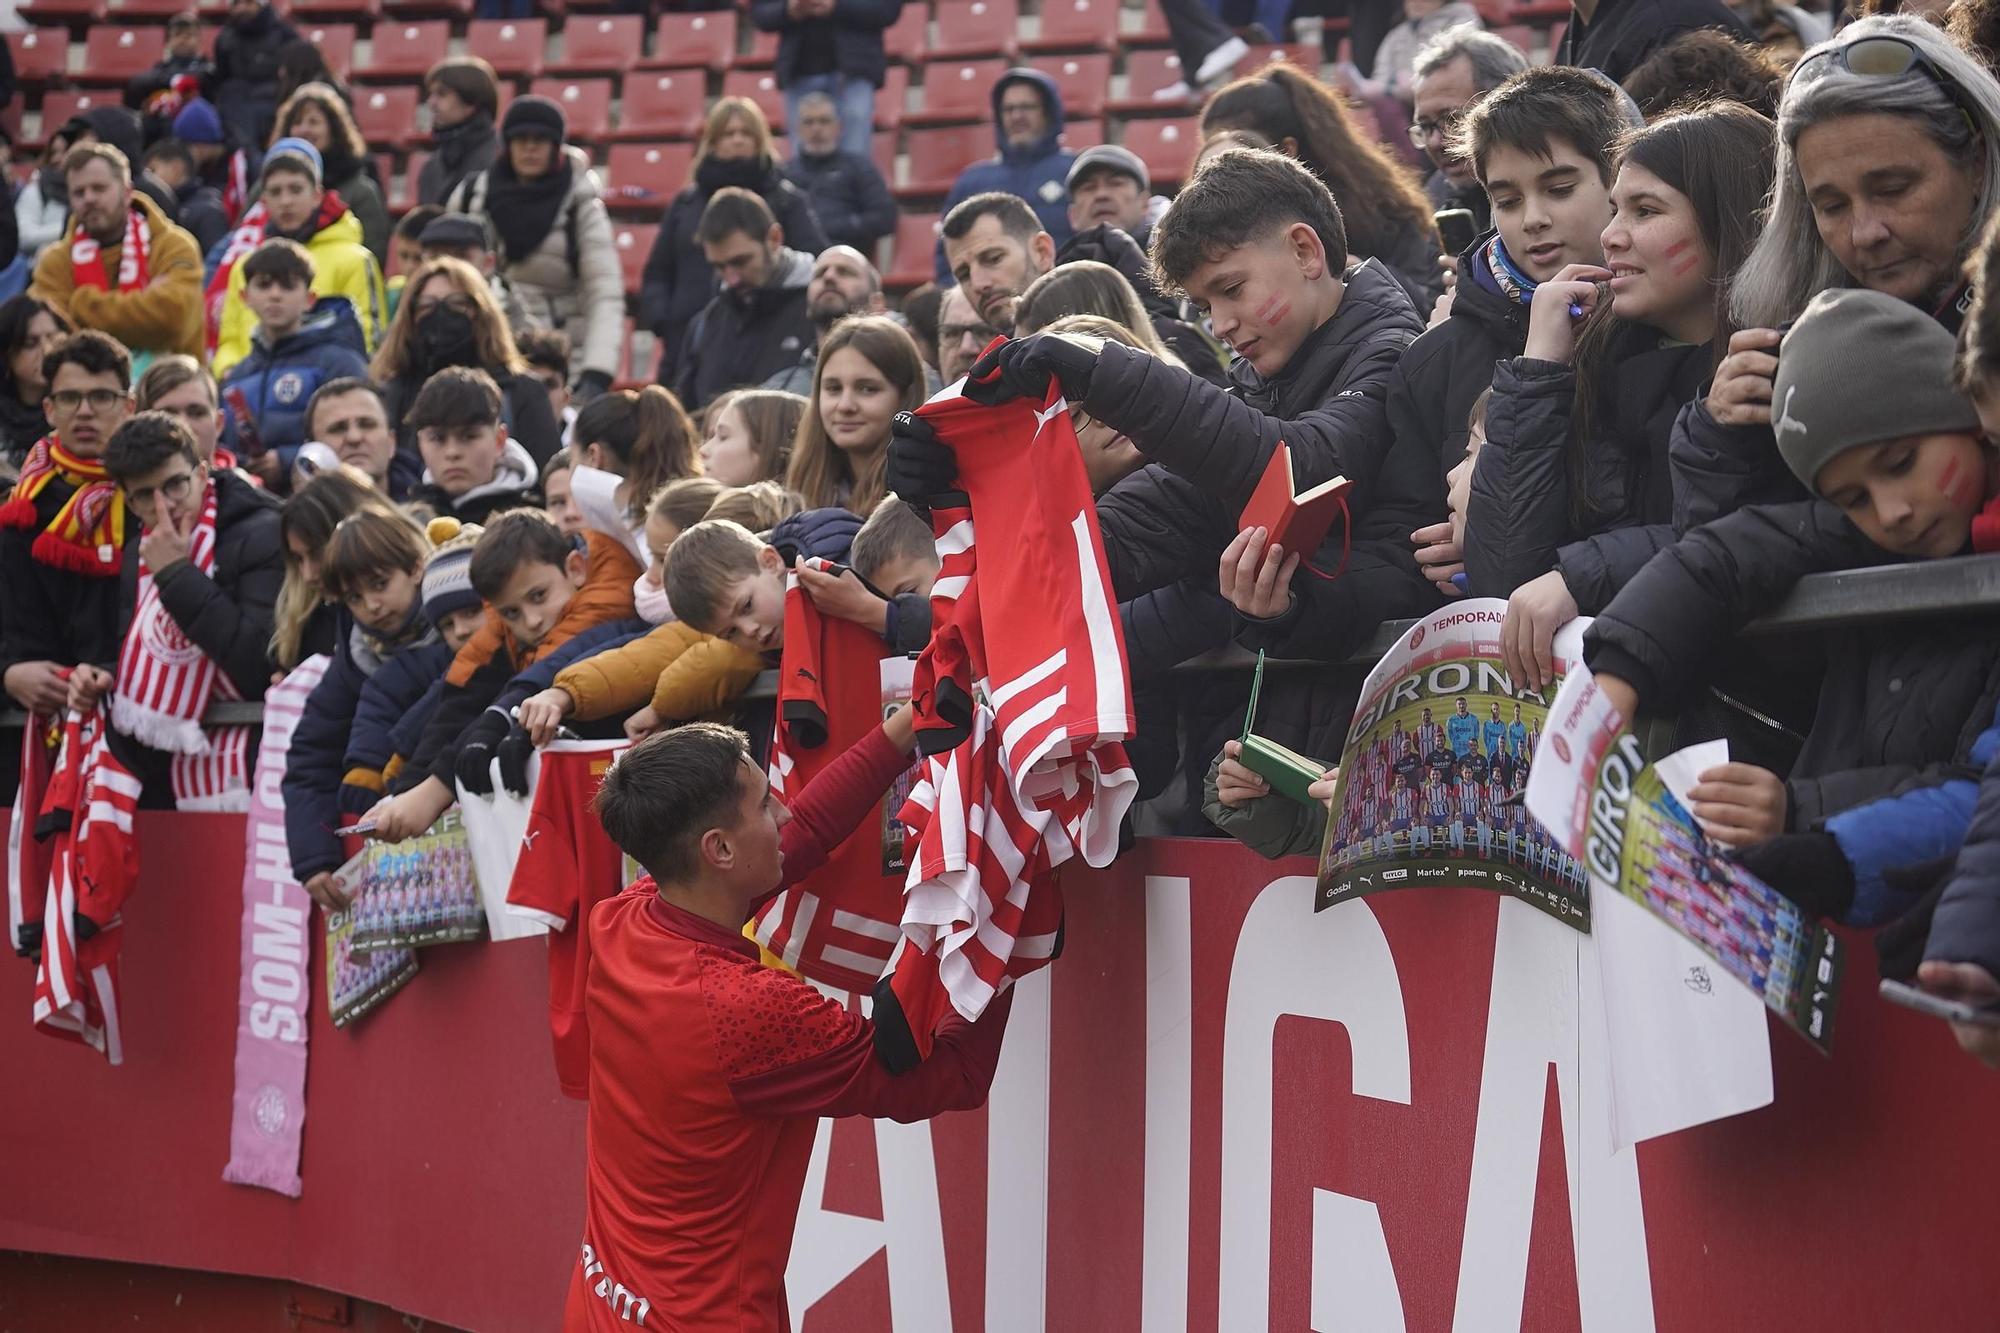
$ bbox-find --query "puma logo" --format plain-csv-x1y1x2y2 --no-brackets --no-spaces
521,828,543,851
1774,384,1807,441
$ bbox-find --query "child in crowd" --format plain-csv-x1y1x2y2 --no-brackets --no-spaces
699,387,806,486
788,317,925,515
517,327,576,443
703,479,802,532
540,447,581,536
220,238,370,487
567,384,702,564
407,366,542,523
389,206,443,320
270,464,401,670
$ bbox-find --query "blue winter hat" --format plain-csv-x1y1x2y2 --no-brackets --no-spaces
171,97,224,145
261,136,323,189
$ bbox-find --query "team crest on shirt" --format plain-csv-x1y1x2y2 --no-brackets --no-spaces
1038,180,1066,204
273,372,305,405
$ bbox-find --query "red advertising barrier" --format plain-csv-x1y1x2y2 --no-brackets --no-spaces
1,813,1997,1331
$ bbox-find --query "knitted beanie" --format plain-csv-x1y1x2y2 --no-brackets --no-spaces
422,516,484,629
501,94,567,144
261,136,323,190
171,98,224,146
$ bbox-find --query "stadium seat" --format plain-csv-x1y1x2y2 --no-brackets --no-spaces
1239,42,1320,74
613,69,708,140
33,89,110,146
552,13,643,74
1131,0,1174,45
875,64,909,130
930,0,1019,59
530,77,614,141
467,18,548,78
1121,116,1198,185
907,57,1008,125
1111,49,1185,111
107,0,202,16
8,29,69,87
720,69,786,130
883,212,941,289
882,4,928,64
613,222,657,297
376,151,407,210
648,9,739,70
1495,23,1537,55
354,86,421,151
738,26,778,68
298,24,358,81
383,0,472,17
18,0,105,22
401,151,432,208
1024,0,1120,52
896,123,989,196
1043,52,1111,120
74,26,165,85
360,21,450,80
604,141,693,206
286,0,381,20
1065,117,1104,149
873,128,896,181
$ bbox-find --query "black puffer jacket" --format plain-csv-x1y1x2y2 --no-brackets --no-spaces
1557,0,1751,83
1385,236,1528,488
1669,398,1809,532
1926,748,2000,978
1466,328,1710,611
1583,501,2000,830
675,247,816,410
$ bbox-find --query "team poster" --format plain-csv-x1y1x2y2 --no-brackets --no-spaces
347,810,486,953
1316,601,1590,927
1524,666,1842,1052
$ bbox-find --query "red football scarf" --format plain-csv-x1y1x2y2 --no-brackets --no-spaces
70,205,151,295
0,435,126,576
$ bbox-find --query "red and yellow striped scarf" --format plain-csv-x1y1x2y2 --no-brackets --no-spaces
0,435,125,577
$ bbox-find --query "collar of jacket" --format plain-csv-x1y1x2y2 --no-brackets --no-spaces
1452,233,1532,342
1228,259,1417,412
424,437,539,505
728,246,813,313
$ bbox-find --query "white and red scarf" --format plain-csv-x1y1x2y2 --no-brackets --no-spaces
110,479,251,809
71,206,151,295
205,201,268,357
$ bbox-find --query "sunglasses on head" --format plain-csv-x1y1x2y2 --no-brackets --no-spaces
1793,34,1973,118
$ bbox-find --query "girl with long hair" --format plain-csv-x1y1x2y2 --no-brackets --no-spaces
786,316,924,515
272,463,402,670
0,296,69,471
273,81,389,263
699,388,806,486
567,384,703,563
1015,260,1176,357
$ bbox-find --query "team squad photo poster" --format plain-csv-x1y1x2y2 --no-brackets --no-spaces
347,810,487,953
1317,602,1591,927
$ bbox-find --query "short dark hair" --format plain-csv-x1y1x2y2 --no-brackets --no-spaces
142,138,195,174
1620,29,1782,120
397,204,445,243
697,187,778,247
517,326,572,380
849,497,936,583
940,191,1043,247
243,237,316,289
43,329,132,391
104,410,199,483
593,722,754,883
540,446,572,485
468,508,574,600
1148,149,1348,296
1457,64,1633,187
407,365,503,435
424,55,501,121
305,375,383,436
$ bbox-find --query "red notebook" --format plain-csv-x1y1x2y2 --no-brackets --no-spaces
1239,442,1352,558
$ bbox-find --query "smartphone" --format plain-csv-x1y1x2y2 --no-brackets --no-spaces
1434,207,1478,257
347,818,381,838
1879,977,2000,1027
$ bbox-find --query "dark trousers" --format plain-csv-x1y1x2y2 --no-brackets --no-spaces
1159,0,1240,73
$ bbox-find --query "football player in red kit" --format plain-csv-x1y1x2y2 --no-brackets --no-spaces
569,705,1014,1331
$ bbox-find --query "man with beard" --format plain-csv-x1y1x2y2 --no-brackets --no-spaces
762,245,884,394
939,191,1053,337
30,143,204,362
1409,29,1526,234
675,188,816,410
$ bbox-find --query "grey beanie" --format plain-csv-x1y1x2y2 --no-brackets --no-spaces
1770,287,1978,494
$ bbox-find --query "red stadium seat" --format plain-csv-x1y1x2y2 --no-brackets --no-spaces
552,13,642,74
33,89,110,146
361,21,450,80
19,0,105,22
286,0,381,20
720,69,786,130
873,128,896,181
1121,116,1199,185
930,0,1019,59
648,9,739,70
1238,42,1320,74
298,24,358,81
1024,0,1120,52
875,63,909,129
604,141,693,206
382,0,472,17
897,123,989,197
530,77,613,141
1494,23,1537,54
375,151,407,210
883,212,941,289
1131,0,1174,45
612,222,656,297
1042,52,1110,120
74,26,165,85
354,86,421,150
907,57,1007,125
613,69,708,140
401,151,431,209
107,0,202,16
738,26,778,68
1064,117,1104,149
8,29,70,87
1113,48,1186,110
467,18,548,78
882,4,928,64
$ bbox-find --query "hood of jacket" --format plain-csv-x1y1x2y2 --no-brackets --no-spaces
1229,258,1423,416
726,246,813,316
424,436,539,505
252,293,368,358
990,68,1067,165
558,144,603,206
771,506,862,564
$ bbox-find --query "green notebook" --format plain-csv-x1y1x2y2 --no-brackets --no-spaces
1238,651,1329,806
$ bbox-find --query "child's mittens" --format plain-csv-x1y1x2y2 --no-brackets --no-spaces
1732,831,1857,920
494,723,535,798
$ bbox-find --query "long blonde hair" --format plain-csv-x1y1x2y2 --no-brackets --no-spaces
272,465,401,667
694,97,776,167
370,256,524,384
785,316,924,515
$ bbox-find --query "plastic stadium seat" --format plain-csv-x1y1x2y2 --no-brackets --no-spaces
873,128,896,181
1494,23,1536,54
531,78,613,141
383,0,472,17
553,13,642,74
614,69,708,139
354,85,421,150
33,90,110,146
467,18,548,78
19,0,105,22
1064,117,1103,149
605,141,693,206
299,25,358,81
1238,42,1320,74
401,151,432,208
738,26,778,68
907,57,1008,125
74,26,165,85
9,30,69,87
1122,116,1199,185
930,0,1019,59
720,69,786,130
613,222,656,297
361,21,451,80
896,123,989,197
883,212,941,289
882,4,928,64
1024,0,1120,52
1131,0,1174,45
875,63,909,130
1043,53,1111,120
286,0,381,20
108,0,204,16
648,9,739,70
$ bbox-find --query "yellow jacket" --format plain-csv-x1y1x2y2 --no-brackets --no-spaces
213,206,386,376
30,192,204,361
553,620,763,722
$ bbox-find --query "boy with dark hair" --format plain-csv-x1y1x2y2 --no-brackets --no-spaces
406,365,541,522
940,191,1054,335
517,327,576,440
220,237,371,486
678,188,814,411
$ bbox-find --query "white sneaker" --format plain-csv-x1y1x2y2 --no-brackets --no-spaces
1152,79,1194,101
1195,35,1249,85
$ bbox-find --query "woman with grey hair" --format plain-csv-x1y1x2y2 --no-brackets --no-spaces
1678,15,2000,527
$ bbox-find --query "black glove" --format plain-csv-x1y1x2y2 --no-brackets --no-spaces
73,911,99,942
965,333,1098,405
1874,854,1957,981
452,711,512,797
14,919,42,959
1732,831,1856,921
1055,223,1170,314
495,723,535,798
886,411,958,513
572,369,614,403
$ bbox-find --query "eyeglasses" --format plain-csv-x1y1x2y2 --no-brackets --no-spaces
125,468,200,509
1409,108,1465,149
49,388,125,413
1792,34,1969,113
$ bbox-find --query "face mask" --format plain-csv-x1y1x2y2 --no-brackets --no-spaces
416,307,478,371
632,569,674,625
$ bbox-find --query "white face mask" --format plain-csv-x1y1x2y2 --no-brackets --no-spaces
633,568,674,625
